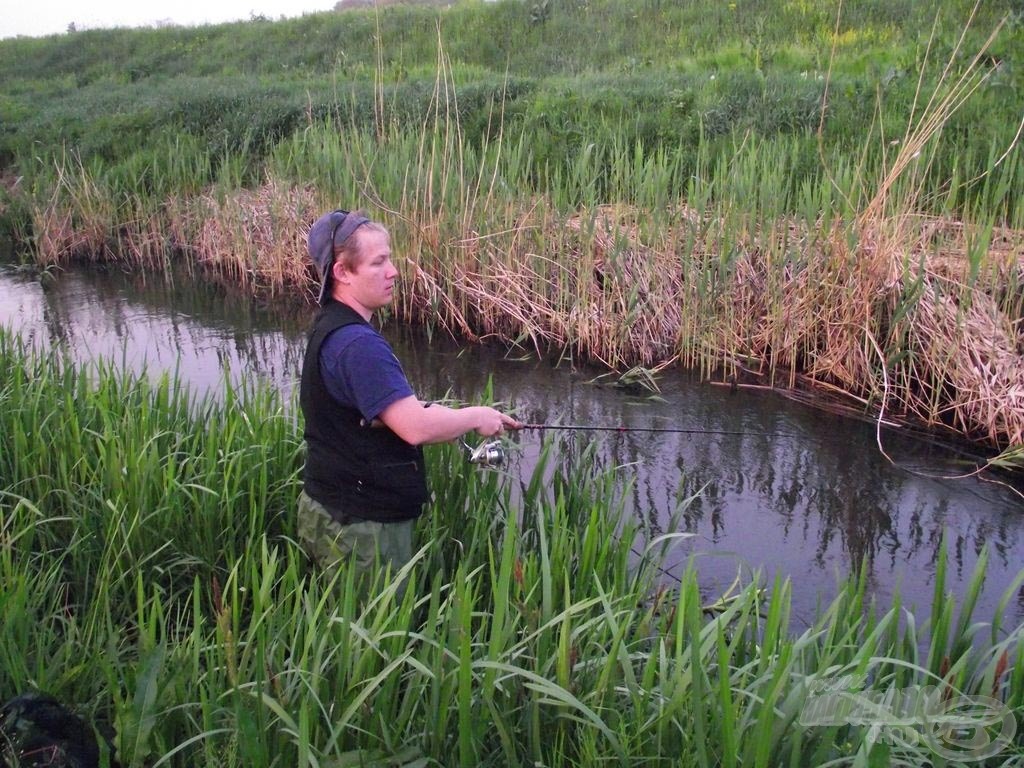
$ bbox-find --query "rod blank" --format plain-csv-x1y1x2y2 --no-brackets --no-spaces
520,423,750,436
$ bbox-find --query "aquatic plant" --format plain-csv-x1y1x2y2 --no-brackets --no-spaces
5,3,1023,456
1,329,1022,766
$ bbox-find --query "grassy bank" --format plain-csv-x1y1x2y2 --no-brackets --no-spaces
1,328,1022,766
2,0,1021,211
1,0,1022,457
16,111,1024,455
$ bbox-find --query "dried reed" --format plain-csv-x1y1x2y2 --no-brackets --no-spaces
17,8,1023,455
31,154,115,264
191,179,321,299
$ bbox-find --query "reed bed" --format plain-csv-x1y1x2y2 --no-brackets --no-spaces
1,329,1022,766
18,123,1024,458
189,180,322,300
12,10,1024,458
29,153,119,266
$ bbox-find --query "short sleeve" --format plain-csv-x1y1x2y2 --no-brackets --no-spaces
319,325,415,422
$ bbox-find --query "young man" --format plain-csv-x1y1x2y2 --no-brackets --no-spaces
298,209,521,584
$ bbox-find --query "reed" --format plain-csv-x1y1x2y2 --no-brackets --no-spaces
7,7,1024,456
17,112,1024,455
1,330,1022,766
28,152,118,265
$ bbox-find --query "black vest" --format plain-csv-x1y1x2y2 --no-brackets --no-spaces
300,301,428,522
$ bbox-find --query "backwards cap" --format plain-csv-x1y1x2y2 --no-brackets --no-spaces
307,209,371,305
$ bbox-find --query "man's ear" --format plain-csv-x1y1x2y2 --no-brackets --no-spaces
331,259,350,285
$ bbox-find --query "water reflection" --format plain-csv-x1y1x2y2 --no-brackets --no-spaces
1,260,1022,627
2,263,310,398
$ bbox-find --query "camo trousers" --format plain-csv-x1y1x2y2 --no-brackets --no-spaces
296,490,415,585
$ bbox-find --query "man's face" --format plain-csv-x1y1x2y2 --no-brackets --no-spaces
333,228,398,317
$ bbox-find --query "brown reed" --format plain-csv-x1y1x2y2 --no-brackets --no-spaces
190,180,321,299
31,154,115,265
23,169,1023,455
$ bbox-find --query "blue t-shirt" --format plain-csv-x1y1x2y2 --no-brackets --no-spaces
319,324,415,422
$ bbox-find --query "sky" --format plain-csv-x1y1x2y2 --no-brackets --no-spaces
2,0,335,39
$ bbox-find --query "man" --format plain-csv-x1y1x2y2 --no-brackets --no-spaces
298,209,521,585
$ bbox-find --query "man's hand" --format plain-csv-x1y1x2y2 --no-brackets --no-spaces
474,408,523,437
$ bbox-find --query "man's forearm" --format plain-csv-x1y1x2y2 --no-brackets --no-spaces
380,396,516,445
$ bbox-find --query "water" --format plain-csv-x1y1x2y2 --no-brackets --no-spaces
2,259,1022,629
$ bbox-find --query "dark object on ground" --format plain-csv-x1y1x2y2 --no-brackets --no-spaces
0,692,101,768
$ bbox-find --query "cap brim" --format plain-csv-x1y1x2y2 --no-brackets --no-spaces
317,270,331,305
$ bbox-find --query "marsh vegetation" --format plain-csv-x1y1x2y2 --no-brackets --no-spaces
1,332,1022,766
2,0,1022,458
1,2,1023,763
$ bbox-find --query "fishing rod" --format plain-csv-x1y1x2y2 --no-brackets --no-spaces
466,422,766,468
519,423,750,436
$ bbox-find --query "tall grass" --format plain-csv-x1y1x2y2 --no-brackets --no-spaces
3,1,1023,455
15,91,1024,453
1,328,1022,766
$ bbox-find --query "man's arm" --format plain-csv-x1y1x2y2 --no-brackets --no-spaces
379,395,522,446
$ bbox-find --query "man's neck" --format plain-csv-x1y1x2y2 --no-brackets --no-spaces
331,293,372,322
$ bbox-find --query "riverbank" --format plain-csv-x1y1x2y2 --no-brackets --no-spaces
1,330,1021,766
16,140,1024,464
2,0,1021,460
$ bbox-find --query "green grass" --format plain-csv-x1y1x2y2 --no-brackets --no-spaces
0,0,1010,82
1,0,1021,223
1,327,1022,766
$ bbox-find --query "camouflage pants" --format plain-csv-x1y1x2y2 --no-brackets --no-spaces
296,490,415,586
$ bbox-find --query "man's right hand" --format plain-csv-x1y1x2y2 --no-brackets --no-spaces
474,407,523,437
380,397,521,446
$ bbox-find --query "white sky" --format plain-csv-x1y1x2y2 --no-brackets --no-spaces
2,0,335,39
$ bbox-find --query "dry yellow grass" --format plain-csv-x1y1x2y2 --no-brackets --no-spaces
191,180,321,299
31,158,114,265
24,173,1024,455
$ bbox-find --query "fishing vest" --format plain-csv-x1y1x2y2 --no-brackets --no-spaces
300,300,428,522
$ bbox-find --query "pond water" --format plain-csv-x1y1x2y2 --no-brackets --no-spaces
2,258,1022,629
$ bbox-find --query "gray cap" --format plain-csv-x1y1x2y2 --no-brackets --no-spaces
307,209,370,305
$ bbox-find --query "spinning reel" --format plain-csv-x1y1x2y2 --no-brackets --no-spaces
464,439,506,469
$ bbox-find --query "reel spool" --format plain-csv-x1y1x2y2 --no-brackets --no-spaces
465,439,505,468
